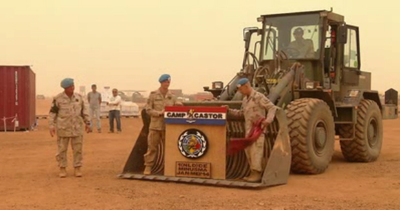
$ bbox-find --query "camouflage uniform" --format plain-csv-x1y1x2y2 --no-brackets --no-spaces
49,92,90,168
288,38,315,58
144,89,179,167
229,89,277,172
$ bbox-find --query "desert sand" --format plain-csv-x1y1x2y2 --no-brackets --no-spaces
1,100,400,210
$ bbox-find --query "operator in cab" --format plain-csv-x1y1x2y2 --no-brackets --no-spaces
287,27,315,58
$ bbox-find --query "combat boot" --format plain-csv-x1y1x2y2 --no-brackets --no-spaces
246,170,262,183
143,166,152,175
59,167,67,178
74,167,82,177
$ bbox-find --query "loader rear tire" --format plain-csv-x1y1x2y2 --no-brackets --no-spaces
286,98,335,174
339,100,383,162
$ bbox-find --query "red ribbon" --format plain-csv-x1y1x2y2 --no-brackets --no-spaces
227,118,265,155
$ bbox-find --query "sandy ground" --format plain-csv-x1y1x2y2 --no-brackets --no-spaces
1,113,400,209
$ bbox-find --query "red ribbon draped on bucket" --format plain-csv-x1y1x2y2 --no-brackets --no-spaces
227,118,265,155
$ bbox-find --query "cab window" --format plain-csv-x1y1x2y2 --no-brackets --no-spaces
344,28,359,69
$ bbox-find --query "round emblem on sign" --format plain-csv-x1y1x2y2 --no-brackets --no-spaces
178,129,208,159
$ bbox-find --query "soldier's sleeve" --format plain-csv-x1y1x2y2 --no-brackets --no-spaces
228,98,245,118
228,100,244,118
145,93,162,117
80,97,90,125
48,98,58,128
259,95,277,123
228,108,244,118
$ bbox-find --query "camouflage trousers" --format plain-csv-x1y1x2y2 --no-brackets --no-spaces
244,134,265,172
56,136,83,168
144,130,165,167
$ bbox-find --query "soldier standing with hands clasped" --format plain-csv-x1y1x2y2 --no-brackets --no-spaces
143,74,182,175
225,78,278,182
49,78,91,178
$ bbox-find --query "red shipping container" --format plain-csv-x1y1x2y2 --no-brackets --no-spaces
0,66,36,131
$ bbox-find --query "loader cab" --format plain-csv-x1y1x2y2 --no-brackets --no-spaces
258,12,322,61
257,11,324,85
257,10,360,90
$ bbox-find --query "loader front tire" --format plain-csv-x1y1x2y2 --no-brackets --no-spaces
339,100,383,162
286,98,335,174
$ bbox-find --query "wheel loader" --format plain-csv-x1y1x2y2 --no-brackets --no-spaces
119,10,398,188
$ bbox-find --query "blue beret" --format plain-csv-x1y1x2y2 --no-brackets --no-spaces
60,78,74,89
236,78,249,87
159,74,171,83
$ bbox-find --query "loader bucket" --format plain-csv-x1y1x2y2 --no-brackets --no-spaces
122,109,150,173
260,109,291,186
120,107,291,188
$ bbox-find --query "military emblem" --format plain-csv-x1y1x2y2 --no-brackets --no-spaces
186,109,196,123
178,129,208,159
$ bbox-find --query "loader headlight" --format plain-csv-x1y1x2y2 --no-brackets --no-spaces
306,82,315,89
212,81,224,90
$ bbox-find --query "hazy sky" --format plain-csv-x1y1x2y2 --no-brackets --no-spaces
1,0,398,96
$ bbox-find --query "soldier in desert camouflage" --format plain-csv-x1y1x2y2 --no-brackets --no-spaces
48,78,91,178
227,78,278,182
143,74,182,175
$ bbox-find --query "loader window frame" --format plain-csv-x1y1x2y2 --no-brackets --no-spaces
260,13,322,61
249,30,262,61
263,27,278,60
343,25,361,70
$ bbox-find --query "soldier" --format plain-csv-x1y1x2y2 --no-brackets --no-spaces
143,74,182,175
287,27,315,58
49,78,91,178
227,78,277,182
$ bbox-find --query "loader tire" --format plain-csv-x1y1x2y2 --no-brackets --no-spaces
286,98,335,174
339,100,383,162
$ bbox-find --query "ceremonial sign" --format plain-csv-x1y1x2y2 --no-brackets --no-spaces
164,106,227,180
175,162,211,178
164,106,227,125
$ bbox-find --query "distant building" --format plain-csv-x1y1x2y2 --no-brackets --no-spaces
169,89,183,97
192,92,213,101
101,86,112,102
385,88,398,105
131,91,146,103
36,95,45,100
